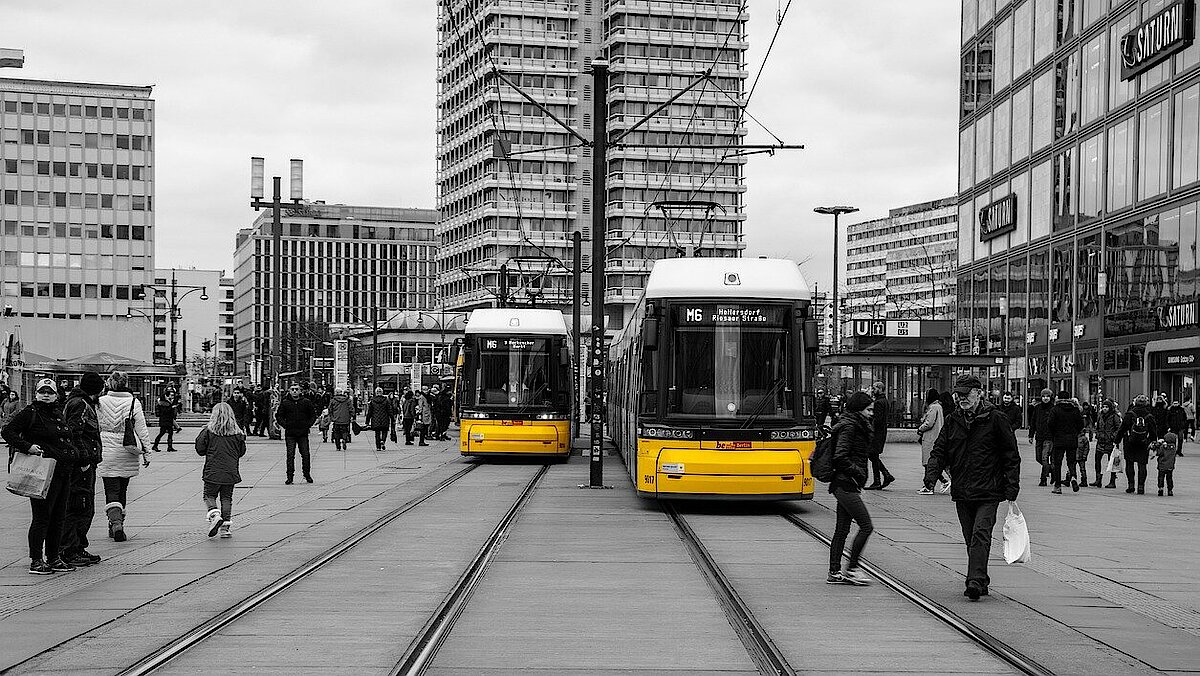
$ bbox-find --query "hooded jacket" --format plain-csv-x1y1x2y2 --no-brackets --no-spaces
62,388,103,466
1116,403,1158,462
2,399,70,464
829,411,872,493
1095,408,1122,455
155,395,179,426
366,394,394,430
328,393,354,425
96,391,152,478
1047,400,1085,450
924,400,1021,503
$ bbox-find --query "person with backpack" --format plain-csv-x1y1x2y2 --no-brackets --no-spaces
195,402,247,538
2,379,76,574
824,391,875,586
365,387,393,451
1028,388,1056,486
1093,399,1122,488
1116,394,1158,494
923,374,1021,601
1046,391,1085,494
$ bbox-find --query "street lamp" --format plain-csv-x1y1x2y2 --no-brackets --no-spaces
1097,270,1108,401
249,157,304,389
137,270,208,365
814,205,859,353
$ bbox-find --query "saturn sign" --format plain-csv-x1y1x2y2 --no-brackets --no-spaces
1120,0,1195,80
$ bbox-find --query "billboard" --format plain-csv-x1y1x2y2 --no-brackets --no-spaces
333,340,349,391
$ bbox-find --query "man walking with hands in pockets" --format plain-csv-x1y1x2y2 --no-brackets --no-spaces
924,374,1021,601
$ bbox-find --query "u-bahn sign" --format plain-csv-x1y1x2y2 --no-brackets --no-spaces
1120,0,1195,80
978,194,1017,242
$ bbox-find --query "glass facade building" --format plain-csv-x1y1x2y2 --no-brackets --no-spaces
959,0,1200,407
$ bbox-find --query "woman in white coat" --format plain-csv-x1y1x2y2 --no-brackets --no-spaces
916,388,949,495
96,371,152,541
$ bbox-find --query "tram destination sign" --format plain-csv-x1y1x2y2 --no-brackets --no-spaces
1120,0,1195,80
676,304,789,326
978,194,1017,242
482,337,546,351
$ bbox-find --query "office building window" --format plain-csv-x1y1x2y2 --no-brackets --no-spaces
1080,33,1106,126
1055,49,1080,139
1032,69,1053,153
1174,83,1200,189
1033,0,1055,64
1137,98,1169,201
1107,116,1135,211
1031,159,1052,239
1079,132,1103,221
1109,11,1138,110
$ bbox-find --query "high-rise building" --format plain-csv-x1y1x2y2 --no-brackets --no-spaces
435,0,748,328
959,0,1200,406
231,201,436,383
218,276,234,375
844,197,958,325
0,77,155,360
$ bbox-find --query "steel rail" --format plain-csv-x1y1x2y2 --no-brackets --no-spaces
664,504,796,676
118,464,480,676
781,512,1054,676
391,464,550,676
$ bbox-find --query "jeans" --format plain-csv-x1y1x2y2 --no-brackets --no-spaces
829,486,873,573
153,425,174,449
103,476,130,505
1049,445,1075,488
60,464,96,555
1158,469,1175,492
203,481,234,520
285,434,311,479
402,418,414,444
954,500,999,588
29,465,71,561
332,424,350,450
374,428,388,449
1125,458,1147,490
869,454,891,485
1036,440,1053,480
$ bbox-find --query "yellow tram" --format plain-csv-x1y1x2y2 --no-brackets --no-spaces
608,258,821,500
458,308,573,459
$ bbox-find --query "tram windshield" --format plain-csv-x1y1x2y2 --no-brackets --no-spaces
466,335,567,411
664,303,794,424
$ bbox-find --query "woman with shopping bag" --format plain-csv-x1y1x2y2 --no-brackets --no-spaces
1094,399,1122,487
2,378,76,575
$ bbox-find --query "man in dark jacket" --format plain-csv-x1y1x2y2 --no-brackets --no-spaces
60,372,105,568
365,387,393,451
1028,388,1055,486
229,388,252,432
1046,391,1085,493
275,384,317,484
826,391,875,586
1116,394,1158,494
327,389,355,451
864,382,894,490
152,392,180,452
433,385,452,441
252,385,271,437
1167,400,1188,456
997,392,1022,430
924,374,1020,601
814,389,832,427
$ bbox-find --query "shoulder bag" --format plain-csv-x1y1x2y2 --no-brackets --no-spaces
122,400,139,450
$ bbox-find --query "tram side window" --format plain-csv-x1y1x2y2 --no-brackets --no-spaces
639,341,657,415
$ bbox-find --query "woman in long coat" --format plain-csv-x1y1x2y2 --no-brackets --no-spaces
917,388,948,494
96,371,152,542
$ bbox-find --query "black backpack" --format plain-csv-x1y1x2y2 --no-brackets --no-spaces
810,425,837,482
1129,416,1150,442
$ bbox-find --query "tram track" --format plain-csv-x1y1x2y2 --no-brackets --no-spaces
664,503,797,676
115,463,481,676
391,463,550,676
781,512,1054,676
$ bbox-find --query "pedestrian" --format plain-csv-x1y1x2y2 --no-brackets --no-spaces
1151,396,1170,439
1155,432,1177,497
2,379,77,574
1028,388,1056,486
433,385,452,440
1167,400,1187,456
60,371,105,568
195,402,246,538
401,390,416,445
997,391,1022,430
253,385,271,437
275,383,317,484
415,388,433,446
96,371,152,542
0,389,20,433
152,390,180,452
1094,399,1122,487
825,391,875,587
229,387,253,433
1115,393,1158,494
916,388,948,495
1045,391,1085,493
1080,399,1098,439
863,382,894,490
923,374,1021,601
1183,397,1196,444
1075,428,1091,490
317,407,330,443
327,388,354,451
814,388,832,427
365,387,393,451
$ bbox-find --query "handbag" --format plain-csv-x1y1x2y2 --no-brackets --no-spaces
121,400,139,450
1002,501,1032,564
351,420,363,436
6,453,57,499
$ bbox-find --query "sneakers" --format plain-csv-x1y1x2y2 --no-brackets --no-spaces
77,550,101,564
206,509,224,538
880,475,895,490
965,580,982,601
863,483,882,491
1051,487,1062,494
1071,477,1079,492
1037,478,1048,487
917,487,935,495
938,480,952,494
840,568,872,586
219,522,232,538
28,559,53,575
63,552,96,568
48,558,76,573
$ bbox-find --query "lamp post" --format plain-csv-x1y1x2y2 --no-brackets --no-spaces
249,157,304,389
1097,270,1108,401
814,206,859,352
140,270,208,365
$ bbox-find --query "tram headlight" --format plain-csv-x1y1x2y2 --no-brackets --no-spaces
461,411,490,419
535,413,567,420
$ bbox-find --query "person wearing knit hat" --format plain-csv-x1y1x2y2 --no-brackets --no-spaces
1029,387,1056,486
1046,388,1086,493
825,390,877,587
923,373,1021,601
60,371,106,567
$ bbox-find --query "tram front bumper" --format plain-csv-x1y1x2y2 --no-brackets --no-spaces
650,448,812,499
461,420,570,455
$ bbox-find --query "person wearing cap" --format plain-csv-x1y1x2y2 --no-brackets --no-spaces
923,374,1021,601
60,371,106,567
863,382,895,490
825,390,876,587
96,371,153,542
2,378,76,574
1046,390,1086,493
1028,388,1056,486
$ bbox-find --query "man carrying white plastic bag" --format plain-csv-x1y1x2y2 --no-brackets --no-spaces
924,374,1022,601
1003,501,1032,564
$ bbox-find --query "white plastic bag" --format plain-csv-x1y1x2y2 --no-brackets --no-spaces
1105,447,1123,474
1002,500,1031,564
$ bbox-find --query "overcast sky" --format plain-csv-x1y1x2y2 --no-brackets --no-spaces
1,1,959,294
